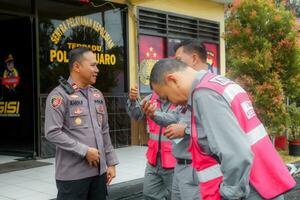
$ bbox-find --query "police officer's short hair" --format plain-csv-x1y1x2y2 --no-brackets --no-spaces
174,39,207,63
150,59,187,86
68,47,92,69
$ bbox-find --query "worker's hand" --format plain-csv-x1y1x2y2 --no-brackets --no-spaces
164,124,187,139
106,165,116,185
85,147,100,167
141,100,157,118
129,84,139,101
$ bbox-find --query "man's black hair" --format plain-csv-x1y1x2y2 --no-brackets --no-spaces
68,47,92,69
150,59,187,86
174,39,207,62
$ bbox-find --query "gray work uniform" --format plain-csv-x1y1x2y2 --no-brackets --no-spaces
169,109,200,200
45,77,119,181
126,94,178,200
188,71,284,200
151,103,200,200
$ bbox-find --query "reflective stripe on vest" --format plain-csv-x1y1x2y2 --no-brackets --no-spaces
196,124,267,182
223,83,245,104
149,132,170,142
197,164,222,182
247,124,267,145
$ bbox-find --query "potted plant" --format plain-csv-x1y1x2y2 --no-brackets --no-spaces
287,103,300,156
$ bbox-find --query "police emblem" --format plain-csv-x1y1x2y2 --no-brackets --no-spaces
74,107,82,115
50,95,62,109
75,117,82,125
139,59,158,85
98,104,104,113
93,92,101,98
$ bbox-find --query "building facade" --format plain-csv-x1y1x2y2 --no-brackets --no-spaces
0,0,228,158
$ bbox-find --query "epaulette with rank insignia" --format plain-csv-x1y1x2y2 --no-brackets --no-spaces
58,76,75,95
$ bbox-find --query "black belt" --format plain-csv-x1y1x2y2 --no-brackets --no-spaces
176,158,192,165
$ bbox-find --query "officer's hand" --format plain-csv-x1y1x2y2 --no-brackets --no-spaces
86,147,100,167
141,100,156,118
129,84,139,101
164,124,187,139
106,165,116,185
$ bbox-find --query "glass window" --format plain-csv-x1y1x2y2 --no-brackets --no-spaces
38,1,127,94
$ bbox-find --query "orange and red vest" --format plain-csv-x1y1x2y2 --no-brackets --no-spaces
146,92,177,168
189,73,296,200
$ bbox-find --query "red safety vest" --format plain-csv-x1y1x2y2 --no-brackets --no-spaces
146,92,177,168
189,73,296,199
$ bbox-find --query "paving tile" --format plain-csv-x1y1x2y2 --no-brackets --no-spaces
18,192,56,200
0,146,147,200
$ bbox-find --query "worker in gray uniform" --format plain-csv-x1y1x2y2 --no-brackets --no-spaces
142,39,214,200
149,59,294,200
126,84,180,200
45,47,118,200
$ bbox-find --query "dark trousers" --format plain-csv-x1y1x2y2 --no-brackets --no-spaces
56,174,107,200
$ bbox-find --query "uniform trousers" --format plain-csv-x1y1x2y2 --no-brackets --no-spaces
56,174,107,200
143,156,174,200
171,162,200,200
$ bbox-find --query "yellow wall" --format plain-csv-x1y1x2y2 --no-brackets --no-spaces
112,0,226,86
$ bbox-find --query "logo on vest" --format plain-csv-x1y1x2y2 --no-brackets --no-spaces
209,75,231,85
241,101,256,119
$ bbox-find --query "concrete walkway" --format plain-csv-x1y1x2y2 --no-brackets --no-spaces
0,146,147,200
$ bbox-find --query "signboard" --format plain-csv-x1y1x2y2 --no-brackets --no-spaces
139,35,165,93
203,42,219,74
39,11,127,93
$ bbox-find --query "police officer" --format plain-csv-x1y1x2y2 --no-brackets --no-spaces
45,47,118,200
142,39,214,200
126,84,180,200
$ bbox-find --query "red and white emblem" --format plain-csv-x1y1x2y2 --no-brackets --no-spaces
93,92,101,98
98,104,104,112
50,95,62,109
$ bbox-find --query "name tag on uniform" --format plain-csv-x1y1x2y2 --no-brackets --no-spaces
241,101,256,119
70,100,83,106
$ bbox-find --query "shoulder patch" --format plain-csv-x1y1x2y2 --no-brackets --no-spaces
93,92,101,99
50,95,62,109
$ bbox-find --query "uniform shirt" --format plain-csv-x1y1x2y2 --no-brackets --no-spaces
126,94,179,125
45,77,119,181
187,71,253,199
126,94,192,160
170,108,193,160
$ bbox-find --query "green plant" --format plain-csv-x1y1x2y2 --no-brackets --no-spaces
225,0,300,135
287,103,300,141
